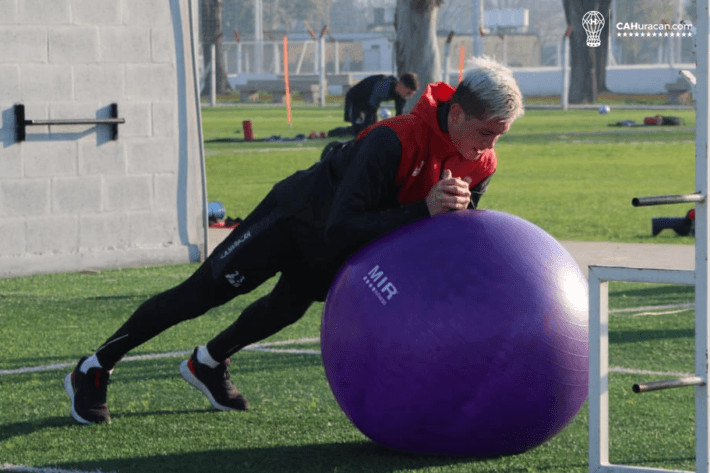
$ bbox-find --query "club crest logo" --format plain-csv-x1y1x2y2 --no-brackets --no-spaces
583,11,605,47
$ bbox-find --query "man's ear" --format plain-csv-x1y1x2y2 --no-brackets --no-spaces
449,103,466,124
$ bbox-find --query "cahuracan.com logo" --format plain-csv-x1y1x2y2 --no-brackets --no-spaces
614,20,693,38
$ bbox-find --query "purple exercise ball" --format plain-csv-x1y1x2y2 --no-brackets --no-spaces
321,210,589,456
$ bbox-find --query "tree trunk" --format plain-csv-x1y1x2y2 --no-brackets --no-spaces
201,0,231,96
395,0,443,112
563,0,611,103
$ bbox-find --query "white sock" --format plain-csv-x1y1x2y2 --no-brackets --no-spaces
79,354,103,374
196,345,220,368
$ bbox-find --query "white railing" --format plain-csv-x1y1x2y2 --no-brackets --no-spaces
589,266,698,473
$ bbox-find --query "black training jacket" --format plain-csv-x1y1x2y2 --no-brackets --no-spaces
269,109,491,299
272,126,427,277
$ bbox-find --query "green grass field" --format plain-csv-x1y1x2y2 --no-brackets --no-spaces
0,103,702,473
204,104,697,244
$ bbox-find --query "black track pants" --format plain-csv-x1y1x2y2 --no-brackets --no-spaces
94,193,317,369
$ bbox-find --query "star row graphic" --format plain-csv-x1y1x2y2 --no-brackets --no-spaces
617,31,692,38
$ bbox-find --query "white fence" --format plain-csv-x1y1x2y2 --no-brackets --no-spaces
211,36,696,98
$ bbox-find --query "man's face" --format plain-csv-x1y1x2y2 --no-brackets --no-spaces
448,103,510,161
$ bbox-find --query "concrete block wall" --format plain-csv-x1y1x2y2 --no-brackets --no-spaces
0,0,207,278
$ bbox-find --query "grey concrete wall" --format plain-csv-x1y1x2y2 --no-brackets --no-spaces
0,0,207,278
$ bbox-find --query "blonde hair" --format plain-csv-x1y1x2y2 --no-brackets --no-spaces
452,56,524,125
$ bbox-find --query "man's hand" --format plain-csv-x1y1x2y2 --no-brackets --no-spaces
425,169,472,215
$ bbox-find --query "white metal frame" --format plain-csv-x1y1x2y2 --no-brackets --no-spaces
588,0,710,471
589,266,698,473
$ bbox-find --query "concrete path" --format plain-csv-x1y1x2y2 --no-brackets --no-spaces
208,228,696,279
561,241,694,277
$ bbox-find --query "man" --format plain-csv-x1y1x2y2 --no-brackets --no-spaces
343,72,419,135
64,57,524,424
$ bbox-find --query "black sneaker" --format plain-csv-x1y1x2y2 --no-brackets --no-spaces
64,357,111,424
179,348,249,411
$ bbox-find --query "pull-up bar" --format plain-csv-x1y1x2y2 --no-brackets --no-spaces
631,192,705,207
632,376,706,393
630,193,706,394
14,103,125,142
632,193,705,207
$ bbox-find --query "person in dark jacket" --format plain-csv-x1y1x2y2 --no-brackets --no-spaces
64,57,524,425
343,72,419,134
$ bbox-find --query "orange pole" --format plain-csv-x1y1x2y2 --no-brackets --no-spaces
283,36,292,125
458,44,465,83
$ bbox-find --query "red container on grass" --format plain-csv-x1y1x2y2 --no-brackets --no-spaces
242,120,254,140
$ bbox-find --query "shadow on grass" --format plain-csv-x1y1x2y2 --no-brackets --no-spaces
54,442,586,473
609,282,695,301
610,328,694,344
3,402,588,473
0,410,215,443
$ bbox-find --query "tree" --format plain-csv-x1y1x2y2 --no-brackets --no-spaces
563,0,611,103
395,0,444,111
201,0,231,96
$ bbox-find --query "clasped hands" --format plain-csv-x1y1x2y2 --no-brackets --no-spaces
425,169,472,215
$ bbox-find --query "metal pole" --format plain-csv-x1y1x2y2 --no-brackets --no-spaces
319,27,328,107
501,34,507,66
273,42,280,74
608,0,616,66
319,36,325,105
255,0,263,73
695,0,710,470
210,43,216,106
632,193,705,206
472,0,484,57
677,0,684,63
633,376,705,393
443,31,454,84
562,34,570,110
588,270,610,471
444,43,451,83
313,39,319,74
334,40,340,75
296,41,309,74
